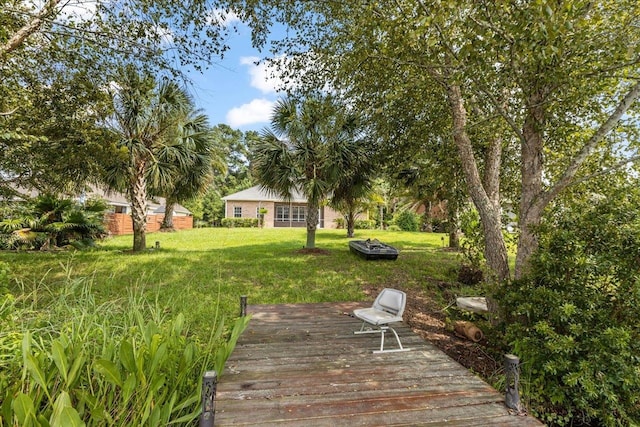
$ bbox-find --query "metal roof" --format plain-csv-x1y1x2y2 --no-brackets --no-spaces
221,185,307,203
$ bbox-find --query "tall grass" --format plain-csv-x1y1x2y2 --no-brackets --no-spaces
0,270,248,426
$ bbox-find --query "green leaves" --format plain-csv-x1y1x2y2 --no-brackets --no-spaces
3,276,217,426
51,392,85,427
94,360,123,388
12,393,37,427
499,183,640,425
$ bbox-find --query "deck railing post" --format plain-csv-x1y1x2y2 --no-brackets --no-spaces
504,354,521,412
200,370,217,427
240,295,247,317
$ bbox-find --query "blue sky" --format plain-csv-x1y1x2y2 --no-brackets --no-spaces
185,23,286,133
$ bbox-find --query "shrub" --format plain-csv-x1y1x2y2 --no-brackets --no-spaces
0,195,107,250
333,218,345,229
391,210,420,231
221,218,259,228
430,218,448,233
354,219,376,230
497,188,640,426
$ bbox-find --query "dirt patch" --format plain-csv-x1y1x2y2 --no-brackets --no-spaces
362,285,502,381
294,248,331,256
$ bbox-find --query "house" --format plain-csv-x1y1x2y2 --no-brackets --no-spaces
221,185,344,229
85,188,193,235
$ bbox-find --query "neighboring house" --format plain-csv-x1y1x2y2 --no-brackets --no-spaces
85,188,193,235
221,185,344,229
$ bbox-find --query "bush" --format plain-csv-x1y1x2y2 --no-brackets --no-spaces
221,218,259,228
0,195,107,250
430,219,448,233
333,218,345,229
354,219,376,229
497,188,640,426
391,210,420,231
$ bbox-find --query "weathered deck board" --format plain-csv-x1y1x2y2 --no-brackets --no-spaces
215,302,542,426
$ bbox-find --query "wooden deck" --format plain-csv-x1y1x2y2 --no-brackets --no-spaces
215,302,542,426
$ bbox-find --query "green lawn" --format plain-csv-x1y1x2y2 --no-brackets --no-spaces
2,227,460,335
0,227,466,424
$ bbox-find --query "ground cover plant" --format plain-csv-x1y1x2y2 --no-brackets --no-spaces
0,228,457,425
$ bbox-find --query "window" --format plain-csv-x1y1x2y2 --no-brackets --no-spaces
275,205,306,222
233,206,242,218
256,207,261,218
276,205,289,221
292,206,306,221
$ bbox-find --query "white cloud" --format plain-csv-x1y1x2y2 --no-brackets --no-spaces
240,56,287,94
55,0,98,23
207,8,242,28
226,98,275,127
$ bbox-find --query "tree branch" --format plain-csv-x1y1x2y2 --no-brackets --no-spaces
0,0,63,57
0,108,18,116
568,154,640,188
540,80,640,208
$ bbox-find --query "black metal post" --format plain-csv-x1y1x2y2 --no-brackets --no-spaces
240,295,247,317
200,370,217,427
504,354,521,412
155,241,160,249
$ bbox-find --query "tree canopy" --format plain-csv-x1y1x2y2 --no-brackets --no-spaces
245,0,640,280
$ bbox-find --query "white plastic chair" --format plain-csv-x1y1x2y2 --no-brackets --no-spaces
353,288,411,353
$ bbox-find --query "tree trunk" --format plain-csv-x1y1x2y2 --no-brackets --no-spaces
514,88,546,279
0,0,62,57
306,201,319,248
130,160,148,252
346,210,356,238
161,198,175,230
447,201,460,249
514,81,640,278
422,200,432,232
445,83,510,281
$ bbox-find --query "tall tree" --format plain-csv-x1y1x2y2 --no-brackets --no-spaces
329,120,376,238
252,96,362,248
246,0,640,281
105,67,194,251
0,0,269,196
157,112,218,230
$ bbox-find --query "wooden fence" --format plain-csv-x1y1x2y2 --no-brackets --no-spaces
106,213,193,236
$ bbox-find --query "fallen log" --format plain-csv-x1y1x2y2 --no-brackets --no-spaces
454,321,484,342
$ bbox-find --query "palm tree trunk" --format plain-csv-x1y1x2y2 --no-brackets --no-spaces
306,202,319,248
346,208,356,238
161,198,176,230
130,160,148,252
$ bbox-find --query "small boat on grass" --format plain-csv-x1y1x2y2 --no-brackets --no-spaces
349,239,399,260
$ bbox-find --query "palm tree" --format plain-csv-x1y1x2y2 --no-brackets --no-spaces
104,66,193,251
157,111,220,230
252,96,364,248
329,126,375,238
331,172,374,238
